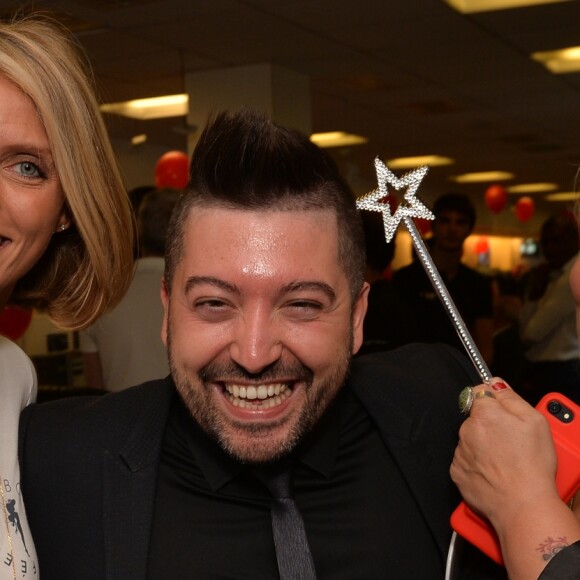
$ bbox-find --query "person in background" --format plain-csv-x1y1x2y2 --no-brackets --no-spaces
0,15,133,577
358,211,423,355
129,184,157,218
128,184,156,258
17,110,503,579
519,212,580,405
394,192,494,366
81,188,179,391
489,274,529,392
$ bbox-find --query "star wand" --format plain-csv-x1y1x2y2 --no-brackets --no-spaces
356,158,492,383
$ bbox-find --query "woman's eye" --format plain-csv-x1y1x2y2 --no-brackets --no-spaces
13,161,44,179
20,162,40,177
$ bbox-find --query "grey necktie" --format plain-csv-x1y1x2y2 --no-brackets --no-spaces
254,463,317,580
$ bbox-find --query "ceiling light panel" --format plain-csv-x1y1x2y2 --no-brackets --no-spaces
450,171,514,183
100,94,188,120
445,0,569,14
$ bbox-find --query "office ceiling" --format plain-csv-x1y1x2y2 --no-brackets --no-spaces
4,0,580,233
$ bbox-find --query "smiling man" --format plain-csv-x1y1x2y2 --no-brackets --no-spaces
163,206,358,464
19,110,502,579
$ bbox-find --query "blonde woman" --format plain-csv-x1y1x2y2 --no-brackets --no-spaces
0,16,134,577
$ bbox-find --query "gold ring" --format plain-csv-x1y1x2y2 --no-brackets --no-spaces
458,386,474,415
475,390,494,401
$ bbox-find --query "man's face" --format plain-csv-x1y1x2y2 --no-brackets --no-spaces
432,210,472,252
161,206,368,464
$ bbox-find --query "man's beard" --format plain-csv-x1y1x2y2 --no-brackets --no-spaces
166,323,353,464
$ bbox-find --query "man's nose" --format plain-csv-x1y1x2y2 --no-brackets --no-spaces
229,311,283,374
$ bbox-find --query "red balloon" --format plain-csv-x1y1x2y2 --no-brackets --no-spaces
0,307,32,341
515,196,535,223
484,184,508,214
475,237,490,254
154,151,189,189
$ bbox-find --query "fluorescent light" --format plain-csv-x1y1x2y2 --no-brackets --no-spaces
532,46,580,73
545,192,580,202
507,182,558,194
387,155,454,169
450,171,514,183
100,94,188,120
445,0,569,14
131,134,147,146
310,132,368,148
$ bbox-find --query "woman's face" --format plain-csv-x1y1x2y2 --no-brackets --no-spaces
0,76,67,306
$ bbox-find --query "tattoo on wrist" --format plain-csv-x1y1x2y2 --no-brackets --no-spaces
537,537,569,561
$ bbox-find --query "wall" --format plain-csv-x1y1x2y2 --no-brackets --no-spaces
391,230,534,275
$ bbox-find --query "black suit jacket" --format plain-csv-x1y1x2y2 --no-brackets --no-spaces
19,343,490,579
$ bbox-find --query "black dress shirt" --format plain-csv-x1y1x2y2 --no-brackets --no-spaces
146,388,442,579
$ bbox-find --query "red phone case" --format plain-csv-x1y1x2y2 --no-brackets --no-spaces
450,392,580,565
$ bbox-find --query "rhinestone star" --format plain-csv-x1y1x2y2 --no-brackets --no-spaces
356,158,433,242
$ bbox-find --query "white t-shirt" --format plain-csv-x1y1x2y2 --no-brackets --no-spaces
520,256,580,363
80,257,169,391
0,336,38,578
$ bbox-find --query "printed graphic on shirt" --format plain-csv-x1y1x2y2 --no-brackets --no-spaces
1,477,37,577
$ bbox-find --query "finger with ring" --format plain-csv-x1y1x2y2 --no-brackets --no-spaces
458,386,474,415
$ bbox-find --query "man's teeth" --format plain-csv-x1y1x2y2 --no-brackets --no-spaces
225,383,290,408
226,383,286,399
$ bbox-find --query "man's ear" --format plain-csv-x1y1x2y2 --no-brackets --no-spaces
351,282,370,355
160,278,169,346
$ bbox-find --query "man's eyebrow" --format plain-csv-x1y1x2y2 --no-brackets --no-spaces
184,277,336,301
184,276,240,295
280,281,336,301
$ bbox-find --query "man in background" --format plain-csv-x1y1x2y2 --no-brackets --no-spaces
358,211,423,355
80,188,179,391
394,192,494,366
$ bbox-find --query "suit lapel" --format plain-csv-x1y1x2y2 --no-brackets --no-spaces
102,451,158,579
381,412,453,561
101,381,174,580
353,379,457,563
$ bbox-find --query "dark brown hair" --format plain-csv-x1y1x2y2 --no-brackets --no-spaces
165,109,365,301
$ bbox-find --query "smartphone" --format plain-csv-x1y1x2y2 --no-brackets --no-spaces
450,392,580,565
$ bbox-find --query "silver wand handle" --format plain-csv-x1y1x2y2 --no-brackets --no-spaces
403,216,492,383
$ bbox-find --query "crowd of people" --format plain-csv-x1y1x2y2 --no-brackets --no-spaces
1,12,580,580
363,195,580,408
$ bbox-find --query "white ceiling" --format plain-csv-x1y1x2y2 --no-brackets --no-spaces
5,0,580,234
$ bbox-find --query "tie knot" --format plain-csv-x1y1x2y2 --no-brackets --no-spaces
254,463,294,499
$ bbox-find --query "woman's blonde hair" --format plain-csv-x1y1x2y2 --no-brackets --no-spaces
0,15,135,329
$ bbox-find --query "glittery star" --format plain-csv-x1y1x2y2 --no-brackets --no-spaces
356,158,433,242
